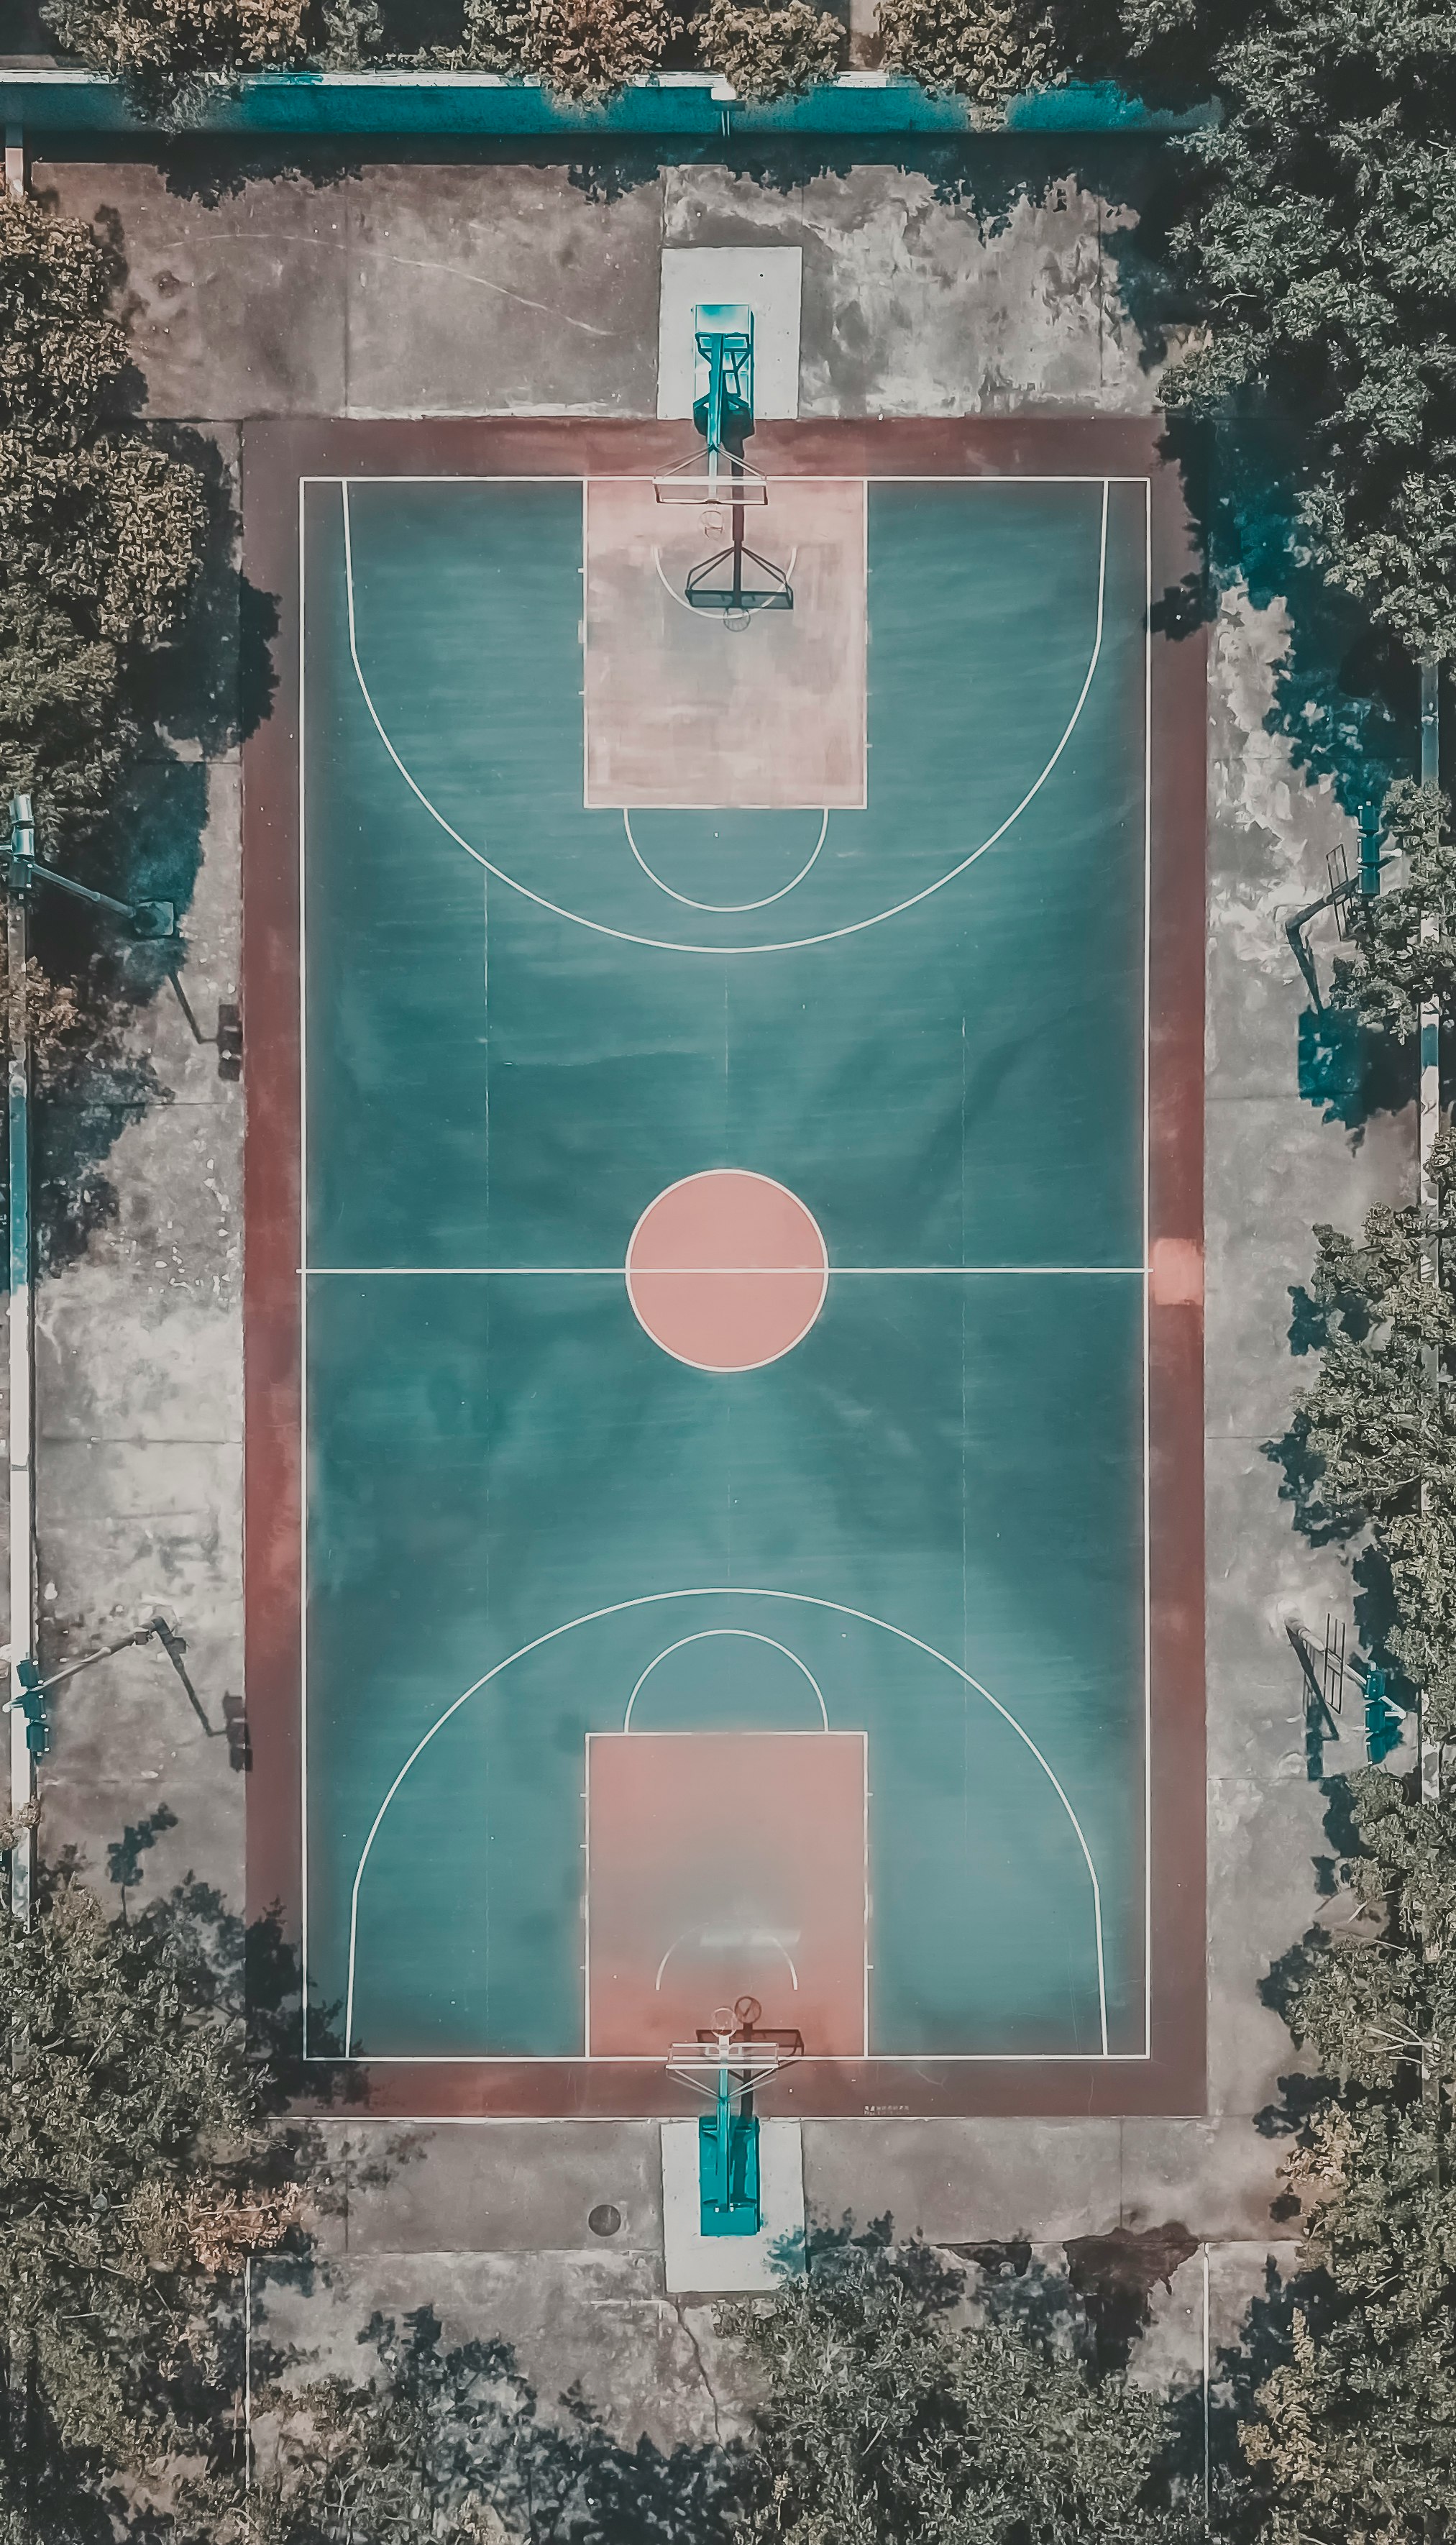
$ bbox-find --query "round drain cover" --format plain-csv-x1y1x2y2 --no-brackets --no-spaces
588,2203,623,2239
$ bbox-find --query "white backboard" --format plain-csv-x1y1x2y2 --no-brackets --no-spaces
656,248,804,421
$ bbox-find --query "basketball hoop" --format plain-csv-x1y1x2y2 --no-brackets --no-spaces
653,464,771,510
666,1995,804,2104
649,304,792,618
668,1996,802,2239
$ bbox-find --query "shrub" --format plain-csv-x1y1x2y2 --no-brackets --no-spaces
696,0,842,97
434,0,533,67
522,0,674,94
0,197,206,849
42,0,309,122
720,2231,1191,2544
0,1863,299,2531
315,0,383,63
1157,0,1456,664
1237,1768,1456,2541
876,0,1061,101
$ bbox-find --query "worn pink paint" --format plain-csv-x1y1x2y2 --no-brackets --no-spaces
626,1169,828,1371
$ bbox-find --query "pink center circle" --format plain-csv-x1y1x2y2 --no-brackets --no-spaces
626,1171,829,1373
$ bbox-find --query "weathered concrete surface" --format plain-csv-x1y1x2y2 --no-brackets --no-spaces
255,2249,757,2450
14,145,1414,2454
35,742,244,1905
37,148,1161,421
662,163,1156,416
1202,589,1414,2142
309,2123,667,2259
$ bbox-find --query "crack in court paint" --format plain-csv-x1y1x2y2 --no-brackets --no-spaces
340,1586,1111,2061
339,478,1111,958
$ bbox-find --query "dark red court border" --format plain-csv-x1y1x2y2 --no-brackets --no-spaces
242,417,1206,2120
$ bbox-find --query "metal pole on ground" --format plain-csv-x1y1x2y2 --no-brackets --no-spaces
1419,661,1442,1805
6,798,35,1922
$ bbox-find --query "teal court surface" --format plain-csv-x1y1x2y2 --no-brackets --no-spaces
243,419,1206,2120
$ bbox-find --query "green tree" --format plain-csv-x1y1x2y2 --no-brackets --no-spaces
718,2231,1191,2543
42,0,309,124
1284,1132,1456,1742
1240,1771,1456,2541
1329,783,1456,1043
1143,0,1456,664
0,1858,298,2539
522,0,674,96
876,0,1061,102
0,195,206,854
695,0,843,100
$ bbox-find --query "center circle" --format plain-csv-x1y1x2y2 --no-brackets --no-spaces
625,1171,828,1373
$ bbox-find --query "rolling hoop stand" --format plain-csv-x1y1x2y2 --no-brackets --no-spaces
667,1996,803,2236
654,305,793,626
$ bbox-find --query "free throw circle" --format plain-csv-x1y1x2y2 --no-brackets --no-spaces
625,1171,828,1373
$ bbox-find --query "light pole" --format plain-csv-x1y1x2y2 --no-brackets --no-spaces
4,1613,223,1763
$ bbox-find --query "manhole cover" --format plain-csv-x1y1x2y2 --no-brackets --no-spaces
588,2203,623,2238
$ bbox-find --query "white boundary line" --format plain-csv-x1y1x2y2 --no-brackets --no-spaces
1142,475,1153,2060
338,477,1110,958
653,1934,801,1992
302,1263,1148,1276
623,807,829,912
861,1730,870,2057
298,472,311,2058
623,1630,829,1730
340,1587,1110,2060
304,473,1152,485
298,470,1151,2073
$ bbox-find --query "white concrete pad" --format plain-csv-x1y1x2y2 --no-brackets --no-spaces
657,248,803,419
661,2119,806,2293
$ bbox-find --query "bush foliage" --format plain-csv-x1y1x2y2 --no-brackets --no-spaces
696,0,843,100
1239,1762,1456,2539
523,0,674,96
1155,0,1456,664
876,0,1060,101
1250,780,1456,2540
0,1863,298,2533
0,196,206,854
43,0,309,121
720,2233,1191,2544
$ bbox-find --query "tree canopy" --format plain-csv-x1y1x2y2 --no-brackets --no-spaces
0,1860,297,2539
1249,769,1456,2540
1139,0,1456,663
1240,1770,1456,2541
719,2231,1191,2545
0,195,206,853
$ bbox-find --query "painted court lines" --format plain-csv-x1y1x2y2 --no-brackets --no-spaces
244,421,1208,2115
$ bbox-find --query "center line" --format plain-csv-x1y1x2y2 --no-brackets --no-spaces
302,1264,1148,1276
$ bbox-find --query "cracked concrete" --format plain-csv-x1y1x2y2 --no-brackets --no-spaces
17,139,1414,2446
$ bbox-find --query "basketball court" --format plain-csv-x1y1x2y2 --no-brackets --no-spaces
243,413,1205,2121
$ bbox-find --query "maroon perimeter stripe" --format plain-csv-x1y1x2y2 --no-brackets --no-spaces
240,417,1207,2119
